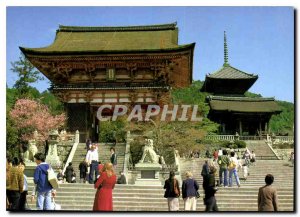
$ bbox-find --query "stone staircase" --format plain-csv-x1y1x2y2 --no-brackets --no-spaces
26,158,294,211
244,140,276,158
70,143,126,182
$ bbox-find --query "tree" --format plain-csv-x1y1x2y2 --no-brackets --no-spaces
9,98,66,143
11,54,44,97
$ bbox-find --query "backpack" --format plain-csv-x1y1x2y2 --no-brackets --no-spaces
47,166,59,189
174,179,179,197
228,159,237,170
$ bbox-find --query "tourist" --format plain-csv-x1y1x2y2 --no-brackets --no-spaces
117,172,127,184
205,150,210,158
7,157,24,210
32,153,56,210
86,144,99,184
243,148,251,166
250,151,256,166
93,162,117,211
258,174,278,211
110,147,117,170
228,152,241,187
86,138,91,151
65,162,74,183
18,160,29,210
57,169,64,184
163,171,180,211
203,166,219,211
182,171,199,211
218,150,230,187
201,160,210,189
79,159,88,183
213,149,218,162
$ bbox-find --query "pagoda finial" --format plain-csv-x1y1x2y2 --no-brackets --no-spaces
223,31,229,66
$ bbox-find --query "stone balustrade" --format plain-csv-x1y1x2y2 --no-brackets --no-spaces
205,134,235,141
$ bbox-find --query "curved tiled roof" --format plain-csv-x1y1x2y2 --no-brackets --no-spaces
20,23,195,54
207,65,258,79
207,96,282,113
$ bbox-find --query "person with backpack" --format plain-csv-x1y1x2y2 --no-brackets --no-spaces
163,171,180,211
217,150,230,187
228,152,241,187
32,153,56,210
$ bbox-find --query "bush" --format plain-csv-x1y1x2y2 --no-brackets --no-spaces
234,140,246,148
99,118,126,143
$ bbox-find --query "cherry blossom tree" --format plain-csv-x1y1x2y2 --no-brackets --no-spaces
10,98,66,143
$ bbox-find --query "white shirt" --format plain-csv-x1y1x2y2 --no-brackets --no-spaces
230,157,239,169
85,149,99,164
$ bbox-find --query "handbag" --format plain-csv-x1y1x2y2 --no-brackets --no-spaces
173,179,180,197
47,166,59,189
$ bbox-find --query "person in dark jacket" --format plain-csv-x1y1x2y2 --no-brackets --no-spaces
110,147,117,169
182,171,199,211
163,171,180,211
201,160,210,189
204,166,219,211
65,162,74,183
79,159,88,183
117,172,127,184
32,153,56,210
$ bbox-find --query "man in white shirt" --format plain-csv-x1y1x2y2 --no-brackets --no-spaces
85,144,99,184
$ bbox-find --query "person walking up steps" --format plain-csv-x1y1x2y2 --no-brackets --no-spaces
218,150,230,187
86,144,99,184
182,171,199,211
163,171,180,211
228,152,241,187
79,159,88,183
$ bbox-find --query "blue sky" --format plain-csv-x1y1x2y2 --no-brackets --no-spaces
6,6,294,102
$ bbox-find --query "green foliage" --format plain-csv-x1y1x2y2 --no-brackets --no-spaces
40,90,64,115
129,138,145,165
234,140,247,148
99,118,126,143
272,142,294,149
171,80,210,116
11,54,44,97
269,101,294,135
244,92,262,98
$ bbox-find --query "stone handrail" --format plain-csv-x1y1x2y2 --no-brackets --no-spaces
273,136,294,143
205,135,235,141
63,130,79,174
123,131,133,184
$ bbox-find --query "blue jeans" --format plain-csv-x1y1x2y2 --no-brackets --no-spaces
89,161,99,183
36,190,52,210
219,168,228,186
229,168,240,186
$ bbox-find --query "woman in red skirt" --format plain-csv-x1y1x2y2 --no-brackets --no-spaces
93,162,117,211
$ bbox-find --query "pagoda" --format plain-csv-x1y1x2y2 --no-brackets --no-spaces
20,23,195,142
201,31,281,136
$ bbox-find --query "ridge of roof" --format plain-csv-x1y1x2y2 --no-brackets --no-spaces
206,65,258,79
58,22,177,32
207,95,275,102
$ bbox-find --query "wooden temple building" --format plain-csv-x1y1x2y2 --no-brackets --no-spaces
201,32,281,136
20,23,195,142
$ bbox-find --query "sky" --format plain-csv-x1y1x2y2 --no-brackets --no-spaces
6,6,294,102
